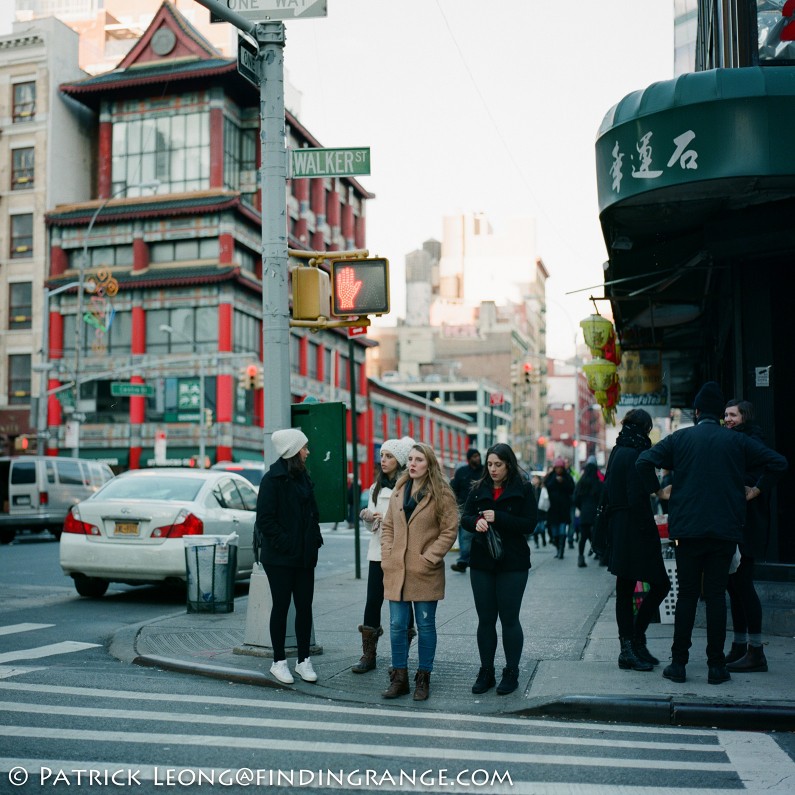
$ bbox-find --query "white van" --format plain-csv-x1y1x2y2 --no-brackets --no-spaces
0,456,114,544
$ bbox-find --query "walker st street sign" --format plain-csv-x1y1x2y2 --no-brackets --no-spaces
110,382,155,398
291,147,371,179
212,0,327,23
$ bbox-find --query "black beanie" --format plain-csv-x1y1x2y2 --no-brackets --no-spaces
693,381,724,418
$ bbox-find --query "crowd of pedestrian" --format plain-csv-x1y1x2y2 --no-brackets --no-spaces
255,379,787,695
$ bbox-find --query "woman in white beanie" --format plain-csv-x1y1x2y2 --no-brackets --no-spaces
256,428,323,685
353,436,415,674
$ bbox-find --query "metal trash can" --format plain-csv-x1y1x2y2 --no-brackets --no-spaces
184,533,238,614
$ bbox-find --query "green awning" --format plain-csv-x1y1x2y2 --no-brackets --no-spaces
596,66,795,214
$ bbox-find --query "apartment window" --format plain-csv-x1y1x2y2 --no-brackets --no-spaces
11,148,34,189
8,283,33,330
8,354,32,404
223,118,257,202
12,82,35,123
111,110,210,195
10,215,33,258
307,341,318,380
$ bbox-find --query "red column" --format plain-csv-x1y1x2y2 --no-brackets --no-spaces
132,234,149,272
50,244,68,277
46,310,64,456
310,179,326,250
342,201,354,250
326,181,340,251
98,114,112,199
293,178,309,246
355,213,366,250
298,336,308,376
216,302,234,462
128,306,146,467
219,233,234,265
209,106,224,188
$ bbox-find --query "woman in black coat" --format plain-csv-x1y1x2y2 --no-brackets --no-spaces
461,444,537,696
723,399,769,673
606,409,670,671
544,458,575,560
573,458,604,568
256,428,324,686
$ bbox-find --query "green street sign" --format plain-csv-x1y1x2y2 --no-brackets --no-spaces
291,147,370,179
110,382,154,397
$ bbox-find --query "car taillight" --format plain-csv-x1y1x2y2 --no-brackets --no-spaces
63,508,99,536
39,491,48,506
153,510,204,539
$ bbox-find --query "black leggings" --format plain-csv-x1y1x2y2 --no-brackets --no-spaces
578,524,593,556
469,568,528,669
264,565,315,662
615,576,670,638
363,561,414,630
727,555,762,636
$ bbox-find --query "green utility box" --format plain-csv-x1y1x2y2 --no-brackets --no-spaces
291,401,347,523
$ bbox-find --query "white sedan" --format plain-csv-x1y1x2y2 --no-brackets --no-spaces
60,468,258,598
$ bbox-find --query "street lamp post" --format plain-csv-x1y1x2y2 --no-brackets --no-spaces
160,324,206,469
74,180,159,456
37,281,95,453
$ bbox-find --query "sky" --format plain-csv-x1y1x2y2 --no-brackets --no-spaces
279,0,675,358
1,1,675,360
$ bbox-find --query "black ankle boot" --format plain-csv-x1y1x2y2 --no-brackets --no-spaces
496,667,519,695
724,642,747,665
471,666,496,694
632,633,659,666
618,637,653,671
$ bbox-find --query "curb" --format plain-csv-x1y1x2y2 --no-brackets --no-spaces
517,695,795,731
133,654,284,690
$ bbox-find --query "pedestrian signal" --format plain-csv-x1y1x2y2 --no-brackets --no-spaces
330,258,389,317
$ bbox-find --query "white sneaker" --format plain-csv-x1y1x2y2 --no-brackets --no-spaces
270,659,294,684
295,658,318,683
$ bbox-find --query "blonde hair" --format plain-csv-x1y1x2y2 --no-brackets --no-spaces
396,443,456,527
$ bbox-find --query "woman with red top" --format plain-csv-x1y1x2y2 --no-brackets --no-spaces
461,444,537,695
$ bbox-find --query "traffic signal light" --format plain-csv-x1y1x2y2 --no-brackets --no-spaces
204,408,213,428
330,258,389,316
537,436,547,447
14,435,30,452
292,266,330,320
238,364,262,390
523,362,533,384
510,363,519,384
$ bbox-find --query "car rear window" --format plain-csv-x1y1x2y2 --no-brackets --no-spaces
10,461,35,484
213,464,265,486
97,476,203,502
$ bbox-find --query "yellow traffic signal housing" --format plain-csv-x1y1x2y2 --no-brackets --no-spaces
330,258,389,317
292,266,330,320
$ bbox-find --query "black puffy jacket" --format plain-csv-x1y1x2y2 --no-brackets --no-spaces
255,458,323,568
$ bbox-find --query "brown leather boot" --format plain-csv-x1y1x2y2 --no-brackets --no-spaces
413,670,430,701
352,625,382,674
382,667,409,698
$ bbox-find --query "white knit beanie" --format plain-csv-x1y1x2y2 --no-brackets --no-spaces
271,428,308,459
380,436,415,468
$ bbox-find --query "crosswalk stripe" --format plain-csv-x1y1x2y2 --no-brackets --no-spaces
0,667,46,680
0,760,742,795
0,682,718,736
0,726,734,771
0,641,99,664
0,701,725,753
0,623,54,636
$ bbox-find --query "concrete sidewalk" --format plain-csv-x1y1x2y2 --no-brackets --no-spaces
110,540,795,732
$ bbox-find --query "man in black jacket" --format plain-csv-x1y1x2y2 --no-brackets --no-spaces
636,382,787,685
450,448,484,573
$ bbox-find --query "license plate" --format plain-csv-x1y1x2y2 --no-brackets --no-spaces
14,496,30,505
114,522,139,536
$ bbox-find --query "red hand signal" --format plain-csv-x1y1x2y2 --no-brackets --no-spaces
335,267,363,310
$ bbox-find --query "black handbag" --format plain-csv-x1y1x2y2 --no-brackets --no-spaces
485,525,503,560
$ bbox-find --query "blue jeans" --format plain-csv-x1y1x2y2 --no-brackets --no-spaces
549,522,568,540
389,599,438,672
456,525,472,565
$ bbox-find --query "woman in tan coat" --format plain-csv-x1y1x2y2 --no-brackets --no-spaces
380,443,458,701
